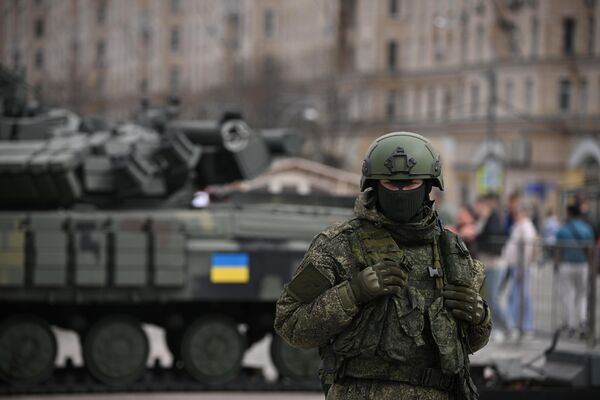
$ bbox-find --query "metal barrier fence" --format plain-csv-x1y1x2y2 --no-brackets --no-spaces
479,237,599,348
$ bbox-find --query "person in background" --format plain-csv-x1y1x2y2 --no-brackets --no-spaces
574,194,599,239
475,194,509,342
501,203,537,339
541,209,560,263
503,190,521,237
555,204,595,338
455,205,478,258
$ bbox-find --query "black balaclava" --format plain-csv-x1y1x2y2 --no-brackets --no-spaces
375,180,432,223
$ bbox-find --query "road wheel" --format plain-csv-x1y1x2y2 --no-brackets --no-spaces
181,314,246,384
0,314,57,386
270,334,320,381
83,315,148,386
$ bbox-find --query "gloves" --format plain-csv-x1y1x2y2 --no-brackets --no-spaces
348,260,408,305
442,284,486,325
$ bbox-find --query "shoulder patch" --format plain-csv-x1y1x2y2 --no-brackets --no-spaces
286,261,333,303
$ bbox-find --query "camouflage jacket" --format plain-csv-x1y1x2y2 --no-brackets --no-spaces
274,190,491,396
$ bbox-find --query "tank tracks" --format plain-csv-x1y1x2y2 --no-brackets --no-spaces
0,364,322,395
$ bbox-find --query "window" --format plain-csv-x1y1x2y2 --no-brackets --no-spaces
563,17,576,56
579,79,588,114
476,25,484,60
427,87,436,117
263,55,275,76
524,78,533,113
96,40,106,67
386,90,397,120
505,79,514,111
460,17,469,62
413,89,421,118
140,78,148,94
141,11,151,44
170,27,180,51
226,13,241,50
14,0,22,15
34,18,44,38
442,88,452,120
12,50,20,66
170,0,180,13
34,49,44,68
264,9,274,38
97,0,107,24
397,90,405,118
509,26,520,57
589,17,595,56
95,74,104,92
170,66,180,93
433,32,443,62
389,0,400,18
141,26,151,44
456,85,464,117
387,40,398,71
34,82,42,99
558,79,571,112
531,17,539,58
470,83,480,116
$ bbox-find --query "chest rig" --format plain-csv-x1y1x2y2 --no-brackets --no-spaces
321,218,478,398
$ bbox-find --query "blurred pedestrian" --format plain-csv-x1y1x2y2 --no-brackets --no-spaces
475,194,509,342
556,204,595,338
456,205,478,257
501,203,537,338
541,209,560,262
503,190,521,237
574,194,599,239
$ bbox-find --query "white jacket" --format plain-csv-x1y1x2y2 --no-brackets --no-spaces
502,217,538,267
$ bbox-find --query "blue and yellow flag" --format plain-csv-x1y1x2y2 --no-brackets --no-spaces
210,253,249,284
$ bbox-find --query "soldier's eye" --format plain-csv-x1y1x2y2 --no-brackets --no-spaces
380,180,401,191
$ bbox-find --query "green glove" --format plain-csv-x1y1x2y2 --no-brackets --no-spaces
348,260,408,305
442,284,485,325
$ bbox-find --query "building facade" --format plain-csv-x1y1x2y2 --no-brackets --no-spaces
2,0,600,212
336,0,600,210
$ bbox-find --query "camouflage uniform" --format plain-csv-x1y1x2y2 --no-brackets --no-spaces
275,191,491,400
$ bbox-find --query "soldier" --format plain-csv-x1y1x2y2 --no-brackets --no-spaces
274,132,491,399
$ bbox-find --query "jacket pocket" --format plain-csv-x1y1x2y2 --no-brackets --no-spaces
440,232,474,287
377,288,425,363
429,297,464,374
331,296,389,358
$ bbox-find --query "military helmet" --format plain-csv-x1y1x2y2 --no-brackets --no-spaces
360,132,443,191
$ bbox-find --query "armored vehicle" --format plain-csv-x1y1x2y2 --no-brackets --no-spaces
0,65,352,390
0,205,352,389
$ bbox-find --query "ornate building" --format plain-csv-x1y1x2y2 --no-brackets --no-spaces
2,0,600,212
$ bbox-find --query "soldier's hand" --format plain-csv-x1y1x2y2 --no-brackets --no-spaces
442,284,485,325
348,260,408,305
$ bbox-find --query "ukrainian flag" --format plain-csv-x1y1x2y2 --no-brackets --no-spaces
210,253,249,284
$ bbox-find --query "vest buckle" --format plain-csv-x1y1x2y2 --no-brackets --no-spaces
428,266,443,278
